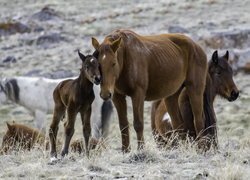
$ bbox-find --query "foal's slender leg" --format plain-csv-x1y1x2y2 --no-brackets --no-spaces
112,92,130,152
61,105,77,157
80,107,91,155
131,88,145,150
49,103,65,158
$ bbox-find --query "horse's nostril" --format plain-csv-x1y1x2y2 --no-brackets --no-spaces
94,77,101,84
231,90,239,100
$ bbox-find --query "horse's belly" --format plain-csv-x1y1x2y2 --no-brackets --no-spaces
145,75,185,101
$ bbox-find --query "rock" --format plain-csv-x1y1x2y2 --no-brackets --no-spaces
200,28,250,49
24,69,43,77
36,33,67,48
0,21,31,36
242,62,250,73
230,48,250,73
2,56,17,64
168,25,189,33
42,70,75,79
31,6,61,21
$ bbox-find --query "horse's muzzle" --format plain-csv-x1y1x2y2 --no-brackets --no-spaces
94,76,101,85
228,90,239,102
100,92,112,101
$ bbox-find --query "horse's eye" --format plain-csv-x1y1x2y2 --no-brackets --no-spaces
85,65,89,70
112,62,116,67
216,70,221,75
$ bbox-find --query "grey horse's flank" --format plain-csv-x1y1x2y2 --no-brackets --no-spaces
0,76,113,143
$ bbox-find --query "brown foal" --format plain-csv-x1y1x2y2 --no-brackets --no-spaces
49,51,101,159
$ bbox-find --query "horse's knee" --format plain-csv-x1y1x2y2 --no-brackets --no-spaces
133,121,143,133
49,125,58,136
64,126,74,137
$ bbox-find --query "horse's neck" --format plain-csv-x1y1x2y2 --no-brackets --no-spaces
205,74,217,104
77,73,93,93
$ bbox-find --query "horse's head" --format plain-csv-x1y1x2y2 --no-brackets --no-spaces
2,122,17,150
209,50,239,102
91,37,122,100
78,50,101,85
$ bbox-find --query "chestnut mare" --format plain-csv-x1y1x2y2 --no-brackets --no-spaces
91,29,208,152
151,50,239,146
1,122,83,154
49,51,101,160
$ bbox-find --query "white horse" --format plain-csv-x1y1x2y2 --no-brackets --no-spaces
0,76,113,140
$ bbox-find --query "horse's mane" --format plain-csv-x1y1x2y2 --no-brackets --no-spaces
203,61,218,141
106,30,149,51
1,78,20,102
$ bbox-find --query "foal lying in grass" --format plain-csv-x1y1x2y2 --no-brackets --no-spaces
49,51,101,160
0,122,83,154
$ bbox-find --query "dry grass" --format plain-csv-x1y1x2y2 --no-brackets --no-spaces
0,0,250,178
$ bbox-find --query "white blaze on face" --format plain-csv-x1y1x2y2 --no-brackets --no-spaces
102,54,106,60
162,112,171,122
90,58,95,63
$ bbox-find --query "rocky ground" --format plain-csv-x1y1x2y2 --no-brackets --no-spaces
0,0,250,179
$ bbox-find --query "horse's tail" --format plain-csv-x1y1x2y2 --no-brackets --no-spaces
101,100,113,138
203,92,217,143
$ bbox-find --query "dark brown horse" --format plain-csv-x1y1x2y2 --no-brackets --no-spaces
49,51,101,160
91,29,208,152
151,50,239,146
1,122,84,154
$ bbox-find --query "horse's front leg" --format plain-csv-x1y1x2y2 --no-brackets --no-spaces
61,105,77,157
80,107,91,155
112,92,130,152
131,88,145,150
34,109,46,133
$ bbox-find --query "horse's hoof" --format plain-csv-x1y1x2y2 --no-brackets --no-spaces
122,146,131,153
48,157,60,165
61,151,68,157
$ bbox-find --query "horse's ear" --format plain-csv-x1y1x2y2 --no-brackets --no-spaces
92,37,100,50
78,50,86,62
224,50,229,61
6,122,14,131
111,37,121,53
212,50,218,64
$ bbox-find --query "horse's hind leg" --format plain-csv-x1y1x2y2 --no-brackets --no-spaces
80,107,91,155
49,103,65,158
61,105,77,157
186,84,205,138
186,64,207,139
164,87,184,140
131,88,145,150
151,100,161,138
